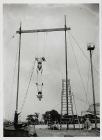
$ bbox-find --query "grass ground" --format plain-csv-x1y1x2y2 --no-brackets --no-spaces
4,124,100,137
36,129,100,137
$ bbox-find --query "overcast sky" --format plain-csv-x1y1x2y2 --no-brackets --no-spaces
3,3,99,121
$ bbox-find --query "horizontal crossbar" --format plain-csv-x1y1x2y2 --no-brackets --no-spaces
16,27,71,34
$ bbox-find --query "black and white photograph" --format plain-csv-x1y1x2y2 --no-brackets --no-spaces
2,1,100,137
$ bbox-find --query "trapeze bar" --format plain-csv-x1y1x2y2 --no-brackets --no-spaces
16,27,71,34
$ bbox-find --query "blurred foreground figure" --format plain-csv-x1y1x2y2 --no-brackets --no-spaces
27,121,37,137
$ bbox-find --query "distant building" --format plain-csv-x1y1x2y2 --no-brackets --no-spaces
87,103,100,117
81,103,100,124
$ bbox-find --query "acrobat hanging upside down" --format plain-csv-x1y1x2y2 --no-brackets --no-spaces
35,57,46,74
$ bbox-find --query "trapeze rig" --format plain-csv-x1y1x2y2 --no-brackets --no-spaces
15,16,70,129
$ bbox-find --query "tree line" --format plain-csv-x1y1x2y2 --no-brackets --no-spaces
26,109,100,125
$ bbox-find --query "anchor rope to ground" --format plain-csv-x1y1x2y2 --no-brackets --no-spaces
8,42,19,110
20,60,36,114
69,32,99,74
68,33,90,106
72,93,81,131
86,62,91,98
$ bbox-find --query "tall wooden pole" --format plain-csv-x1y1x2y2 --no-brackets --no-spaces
87,44,97,129
14,23,22,128
16,23,21,112
64,16,69,130
89,50,97,128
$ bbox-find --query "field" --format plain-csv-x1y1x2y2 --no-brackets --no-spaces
4,124,100,137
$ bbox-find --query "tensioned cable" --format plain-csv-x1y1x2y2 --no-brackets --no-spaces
68,33,90,106
69,32,99,74
20,60,36,113
5,32,16,45
86,62,91,102
72,93,81,130
74,94,89,105
11,38,19,89
8,39,19,112
6,34,17,88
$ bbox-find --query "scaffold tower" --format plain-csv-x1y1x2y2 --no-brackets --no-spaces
61,79,75,129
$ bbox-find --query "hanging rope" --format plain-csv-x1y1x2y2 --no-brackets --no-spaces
20,60,36,113
43,32,47,59
36,70,43,92
68,33,90,106
69,32,99,74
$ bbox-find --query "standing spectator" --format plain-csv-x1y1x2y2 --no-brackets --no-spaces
84,118,92,130
27,121,37,137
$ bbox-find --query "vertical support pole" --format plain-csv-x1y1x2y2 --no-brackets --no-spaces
69,86,75,129
16,22,21,112
60,89,63,130
64,15,69,130
89,50,97,128
14,23,22,127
